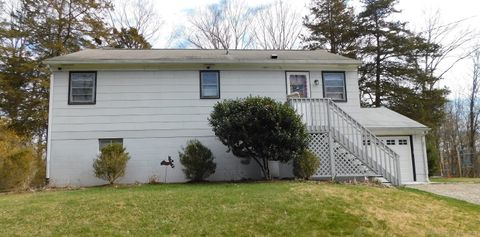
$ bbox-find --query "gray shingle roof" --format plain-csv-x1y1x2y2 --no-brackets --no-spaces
44,48,360,65
342,107,428,130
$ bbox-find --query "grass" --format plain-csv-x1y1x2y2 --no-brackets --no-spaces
0,182,479,236
430,177,480,183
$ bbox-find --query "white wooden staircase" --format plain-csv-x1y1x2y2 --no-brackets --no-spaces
288,98,402,186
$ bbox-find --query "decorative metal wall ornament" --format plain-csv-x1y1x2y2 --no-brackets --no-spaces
160,156,175,183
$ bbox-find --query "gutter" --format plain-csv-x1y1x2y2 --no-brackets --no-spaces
43,59,362,66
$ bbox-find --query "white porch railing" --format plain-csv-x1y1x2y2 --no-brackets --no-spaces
288,98,401,186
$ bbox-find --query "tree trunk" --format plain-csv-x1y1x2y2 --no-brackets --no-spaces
374,25,382,107
455,145,463,177
252,157,271,180
262,158,271,180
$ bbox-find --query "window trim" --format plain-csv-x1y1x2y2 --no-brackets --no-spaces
199,70,220,99
322,71,347,102
68,71,97,105
285,71,311,98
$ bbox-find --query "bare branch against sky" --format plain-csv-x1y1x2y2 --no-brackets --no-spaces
109,0,164,43
252,0,304,50
419,9,479,86
181,0,255,49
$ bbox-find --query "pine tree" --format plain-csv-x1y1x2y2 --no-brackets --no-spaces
108,27,152,49
303,0,358,58
0,0,113,156
302,0,449,174
357,0,421,107
0,4,49,147
16,0,113,59
358,0,449,174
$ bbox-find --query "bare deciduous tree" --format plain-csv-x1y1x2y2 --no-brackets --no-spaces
185,0,254,49
439,99,465,176
109,0,164,44
468,48,480,175
418,10,478,89
252,0,303,50
439,49,480,177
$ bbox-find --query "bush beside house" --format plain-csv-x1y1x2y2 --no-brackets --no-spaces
0,129,38,191
179,140,216,182
93,143,130,184
209,96,308,180
294,150,320,180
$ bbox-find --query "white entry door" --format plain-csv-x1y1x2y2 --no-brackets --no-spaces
286,72,310,98
380,136,415,183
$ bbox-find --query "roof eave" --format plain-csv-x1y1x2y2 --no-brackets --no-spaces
43,59,362,66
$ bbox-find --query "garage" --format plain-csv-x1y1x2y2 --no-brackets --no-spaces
379,136,416,183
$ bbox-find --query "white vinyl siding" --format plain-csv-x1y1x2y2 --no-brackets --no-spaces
49,70,288,185
69,72,96,104
48,68,429,186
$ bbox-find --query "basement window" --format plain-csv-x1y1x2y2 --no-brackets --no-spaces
99,138,123,151
200,71,220,99
69,71,96,104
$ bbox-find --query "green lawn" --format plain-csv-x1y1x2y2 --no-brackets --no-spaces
0,182,479,236
430,177,480,183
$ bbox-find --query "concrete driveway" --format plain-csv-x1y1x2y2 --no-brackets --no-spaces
407,183,480,205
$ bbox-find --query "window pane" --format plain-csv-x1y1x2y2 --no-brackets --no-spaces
202,85,218,97
70,72,95,103
325,93,344,100
202,72,218,85
323,72,345,101
201,71,219,98
289,74,308,97
324,72,344,82
325,86,345,93
71,80,94,88
71,72,94,80
324,78,344,87
72,88,93,95
72,95,93,102
99,138,123,151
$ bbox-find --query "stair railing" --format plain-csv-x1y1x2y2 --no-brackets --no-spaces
288,98,401,186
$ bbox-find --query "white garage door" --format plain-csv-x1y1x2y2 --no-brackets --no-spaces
380,136,415,183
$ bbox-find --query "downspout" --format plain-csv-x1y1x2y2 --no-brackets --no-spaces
421,133,429,182
46,73,55,184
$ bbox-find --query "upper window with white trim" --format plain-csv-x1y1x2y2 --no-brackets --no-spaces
200,71,220,99
69,72,96,104
322,72,346,102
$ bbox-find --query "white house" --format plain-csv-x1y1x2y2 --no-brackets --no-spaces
44,49,429,186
